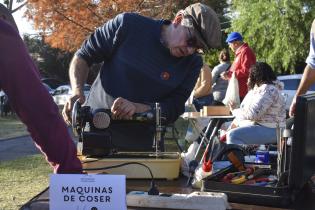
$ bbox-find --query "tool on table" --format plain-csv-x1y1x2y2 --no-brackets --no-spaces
153,103,163,156
193,119,218,162
222,167,274,185
276,123,289,181
222,167,254,184
231,175,247,184
247,168,271,180
206,165,236,182
185,119,218,186
201,120,221,164
227,151,245,171
186,160,199,186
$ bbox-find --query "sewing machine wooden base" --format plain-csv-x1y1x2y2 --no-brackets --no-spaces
81,152,181,180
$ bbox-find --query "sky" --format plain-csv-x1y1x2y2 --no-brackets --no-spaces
0,1,36,35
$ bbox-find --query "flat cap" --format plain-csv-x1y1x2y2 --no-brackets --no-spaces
182,3,221,51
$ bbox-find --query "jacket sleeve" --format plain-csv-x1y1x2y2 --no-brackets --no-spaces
159,57,203,123
193,64,212,98
236,50,255,79
232,85,278,121
75,13,127,66
227,46,256,79
306,19,315,69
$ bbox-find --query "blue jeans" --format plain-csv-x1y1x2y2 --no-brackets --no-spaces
226,125,277,145
193,94,214,111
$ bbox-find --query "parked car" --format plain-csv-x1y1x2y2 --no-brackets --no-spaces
42,83,55,95
277,74,315,110
41,78,65,89
52,84,91,106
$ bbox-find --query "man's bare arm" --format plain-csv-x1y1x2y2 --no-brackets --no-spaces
69,55,90,97
289,65,315,116
296,65,315,96
62,55,90,124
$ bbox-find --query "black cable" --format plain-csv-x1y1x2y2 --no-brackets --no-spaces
83,161,159,195
83,162,154,180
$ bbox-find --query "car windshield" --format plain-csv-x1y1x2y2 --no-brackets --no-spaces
281,78,315,91
281,79,300,90
310,84,315,91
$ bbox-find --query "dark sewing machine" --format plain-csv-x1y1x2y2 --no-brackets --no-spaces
71,101,181,179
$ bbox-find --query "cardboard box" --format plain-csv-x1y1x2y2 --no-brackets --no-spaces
202,106,231,116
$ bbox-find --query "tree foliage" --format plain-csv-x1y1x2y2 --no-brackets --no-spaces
23,34,74,82
25,0,228,52
229,0,315,74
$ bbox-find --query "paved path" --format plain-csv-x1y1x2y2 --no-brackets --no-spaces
0,135,39,161
0,128,78,162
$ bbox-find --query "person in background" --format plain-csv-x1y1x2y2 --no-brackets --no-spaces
192,64,213,111
62,3,221,126
289,19,315,117
0,4,82,173
221,32,256,101
224,62,286,145
211,49,231,104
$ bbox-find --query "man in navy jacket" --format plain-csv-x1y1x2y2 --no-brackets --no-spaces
63,3,221,126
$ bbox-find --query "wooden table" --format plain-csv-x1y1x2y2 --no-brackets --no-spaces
22,175,315,210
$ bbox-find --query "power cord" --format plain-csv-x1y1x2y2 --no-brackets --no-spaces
83,161,159,195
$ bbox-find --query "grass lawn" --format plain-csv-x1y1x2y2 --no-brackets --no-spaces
0,155,51,210
0,116,28,140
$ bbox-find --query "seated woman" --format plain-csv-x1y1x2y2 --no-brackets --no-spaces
192,64,213,111
225,62,286,145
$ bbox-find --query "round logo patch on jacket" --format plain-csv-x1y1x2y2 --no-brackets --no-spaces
160,71,170,80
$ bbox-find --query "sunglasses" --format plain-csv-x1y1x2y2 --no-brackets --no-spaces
186,27,202,50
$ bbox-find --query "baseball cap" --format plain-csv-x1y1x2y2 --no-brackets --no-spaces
226,32,243,43
182,3,221,51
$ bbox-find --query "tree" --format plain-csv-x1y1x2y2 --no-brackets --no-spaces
229,0,315,74
3,0,27,13
25,0,228,52
23,34,74,82
24,34,102,83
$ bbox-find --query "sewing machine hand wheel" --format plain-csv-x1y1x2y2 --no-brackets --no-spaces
71,99,81,136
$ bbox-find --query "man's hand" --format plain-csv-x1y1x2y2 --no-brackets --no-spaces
62,92,85,125
289,97,296,117
220,71,229,80
111,97,137,120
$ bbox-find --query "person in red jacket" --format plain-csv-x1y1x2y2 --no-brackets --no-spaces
221,32,256,101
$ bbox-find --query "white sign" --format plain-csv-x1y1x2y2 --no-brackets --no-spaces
50,174,126,210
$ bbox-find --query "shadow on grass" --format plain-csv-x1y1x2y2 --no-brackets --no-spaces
0,116,28,140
